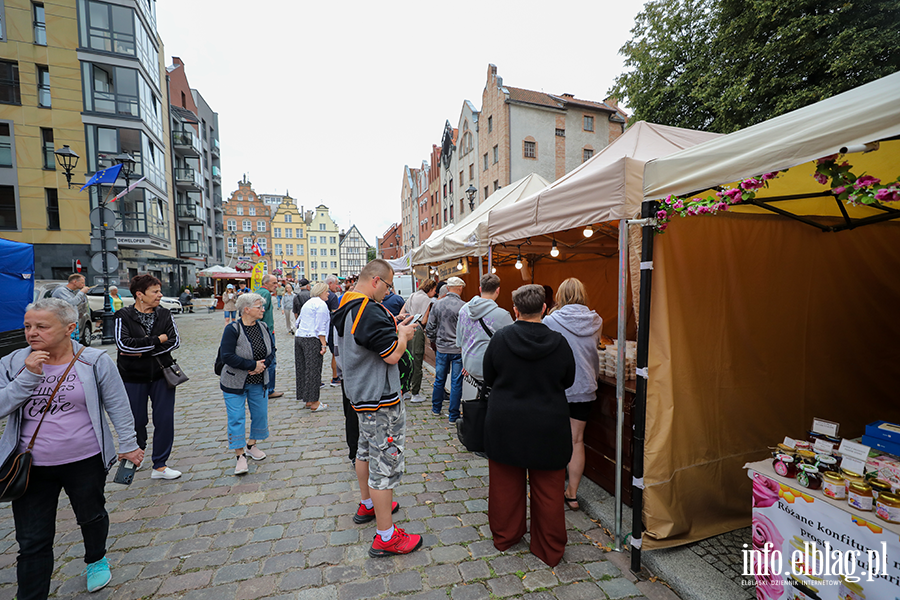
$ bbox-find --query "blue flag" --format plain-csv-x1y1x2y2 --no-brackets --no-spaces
80,163,123,191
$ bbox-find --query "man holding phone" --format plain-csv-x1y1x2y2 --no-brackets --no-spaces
401,279,437,403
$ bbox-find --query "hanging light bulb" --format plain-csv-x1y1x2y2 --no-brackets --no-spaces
583,225,594,238
550,239,560,257
491,266,496,274
456,259,463,270
515,255,523,269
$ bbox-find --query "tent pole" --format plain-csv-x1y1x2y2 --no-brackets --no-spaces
631,200,658,574
487,246,493,273
614,219,628,552
478,255,483,279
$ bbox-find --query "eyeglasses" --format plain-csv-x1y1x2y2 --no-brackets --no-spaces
377,277,394,291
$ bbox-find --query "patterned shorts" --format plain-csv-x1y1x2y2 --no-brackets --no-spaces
356,402,406,490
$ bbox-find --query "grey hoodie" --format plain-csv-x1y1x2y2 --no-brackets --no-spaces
456,296,514,380
543,304,602,403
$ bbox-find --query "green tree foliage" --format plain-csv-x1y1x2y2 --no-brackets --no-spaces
611,0,900,133
367,247,376,262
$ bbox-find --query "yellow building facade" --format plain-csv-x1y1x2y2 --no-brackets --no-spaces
271,196,306,280
306,204,340,282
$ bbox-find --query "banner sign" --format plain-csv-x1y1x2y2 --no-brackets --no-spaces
746,462,900,599
437,258,468,280
250,261,265,292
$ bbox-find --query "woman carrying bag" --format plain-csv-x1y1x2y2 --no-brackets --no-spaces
115,274,182,480
218,293,273,475
0,298,142,598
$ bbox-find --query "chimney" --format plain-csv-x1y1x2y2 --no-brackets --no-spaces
562,93,574,98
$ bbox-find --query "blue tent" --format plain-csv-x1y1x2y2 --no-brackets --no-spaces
0,238,34,332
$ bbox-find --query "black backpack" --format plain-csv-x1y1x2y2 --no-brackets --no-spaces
214,323,240,375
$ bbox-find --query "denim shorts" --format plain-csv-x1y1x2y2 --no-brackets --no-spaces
356,402,405,490
224,310,236,319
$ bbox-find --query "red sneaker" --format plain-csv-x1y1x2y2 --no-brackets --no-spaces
353,501,399,524
369,526,423,557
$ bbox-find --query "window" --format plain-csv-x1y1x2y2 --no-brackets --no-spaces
274,243,282,255
33,3,46,45
286,244,293,255
257,220,265,232
227,237,236,252
40,128,54,169
0,123,12,167
443,208,447,222
330,236,336,244
459,170,464,184
319,223,325,230
311,261,317,269
492,145,498,164
311,248,317,256
523,140,536,159
258,239,266,253
285,213,292,223
484,186,488,199
0,61,20,105
227,219,236,231
273,227,281,237
330,249,337,256
242,219,251,231
309,235,316,243
483,153,488,171
37,66,50,107
45,188,59,230
236,206,243,215
85,1,136,56
284,228,292,238
84,64,138,117
249,206,255,216
488,116,492,132
449,205,454,220
469,164,474,180
297,244,304,255
296,228,303,238
583,148,594,162
331,261,337,269
556,128,565,137
449,179,454,194
0,186,17,230
583,115,594,132
494,180,500,191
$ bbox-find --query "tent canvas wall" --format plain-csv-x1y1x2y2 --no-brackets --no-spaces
0,239,34,333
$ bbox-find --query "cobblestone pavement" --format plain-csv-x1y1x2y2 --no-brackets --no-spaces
686,528,753,599
0,312,683,600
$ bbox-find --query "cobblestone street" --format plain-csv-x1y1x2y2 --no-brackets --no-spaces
0,312,682,600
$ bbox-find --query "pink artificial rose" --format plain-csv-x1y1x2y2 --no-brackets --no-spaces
723,188,742,202
740,178,764,190
658,223,668,231
832,185,847,195
875,188,900,202
657,210,668,220
673,200,684,210
752,513,785,600
761,172,778,181
816,154,839,164
854,175,881,189
814,172,829,185
752,473,780,508
717,202,729,212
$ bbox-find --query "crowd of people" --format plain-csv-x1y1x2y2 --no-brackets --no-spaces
0,259,605,598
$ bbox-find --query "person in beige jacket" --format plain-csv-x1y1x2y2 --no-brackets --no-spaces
222,284,238,324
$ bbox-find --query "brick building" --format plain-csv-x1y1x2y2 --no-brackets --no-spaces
224,176,272,271
378,223,402,260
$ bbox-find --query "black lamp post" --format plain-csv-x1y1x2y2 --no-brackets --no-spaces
54,145,79,188
465,184,477,211
114,152,136,187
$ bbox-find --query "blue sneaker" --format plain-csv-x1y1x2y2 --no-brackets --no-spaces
84,556,111,592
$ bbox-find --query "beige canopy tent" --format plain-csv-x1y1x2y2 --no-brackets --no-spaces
411,173,551,266
489,122,721,246
626,71,900,556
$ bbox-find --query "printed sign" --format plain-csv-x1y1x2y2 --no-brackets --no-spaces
250,261,265,292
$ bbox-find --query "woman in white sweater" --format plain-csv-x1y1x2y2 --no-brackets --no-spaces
294,282,330,411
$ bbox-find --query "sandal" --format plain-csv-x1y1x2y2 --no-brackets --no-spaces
564,496,580,510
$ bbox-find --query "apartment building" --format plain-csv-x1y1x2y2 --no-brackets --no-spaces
270,194,305,280
306,204,339,282
378,222,402,260
338,224,369,279
224,176,271,271
0,0,179,290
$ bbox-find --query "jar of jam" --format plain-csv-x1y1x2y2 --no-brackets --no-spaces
797,464,822,490
794,440,813,451
842,469,865,494
774,454,798,478
796,449,816,464
875,491,900,524
815,454,839,473
869,479,892,500
823,471,847,499
838,575,866,600
773,443,796,458
848,481,874,511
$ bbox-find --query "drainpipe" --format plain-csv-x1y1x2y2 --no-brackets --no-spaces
165,71,182,294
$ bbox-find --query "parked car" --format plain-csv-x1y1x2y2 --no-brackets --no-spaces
33,280,92,347
85,285,182,317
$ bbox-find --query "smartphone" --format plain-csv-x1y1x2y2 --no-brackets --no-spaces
113,459,137,485
412,313,423,325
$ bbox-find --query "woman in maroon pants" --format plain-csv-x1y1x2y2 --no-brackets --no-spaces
482,284,576,567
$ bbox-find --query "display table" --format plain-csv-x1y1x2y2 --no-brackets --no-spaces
745,459,900,599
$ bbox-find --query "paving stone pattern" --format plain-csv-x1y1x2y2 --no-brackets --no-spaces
686,528,754,598
0,313,684,599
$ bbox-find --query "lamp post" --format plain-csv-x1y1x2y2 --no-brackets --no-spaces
54,145,79,188
465,184,477,211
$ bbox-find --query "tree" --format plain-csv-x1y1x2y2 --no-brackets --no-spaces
367,247,376,262
612,0,900,133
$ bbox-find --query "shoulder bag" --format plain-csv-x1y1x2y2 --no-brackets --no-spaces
156,355,189,389
0,347,84,502
456,318,494,454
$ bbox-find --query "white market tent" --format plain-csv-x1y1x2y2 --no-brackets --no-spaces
488,122,721,245
197,265,240,277
411,173,551,265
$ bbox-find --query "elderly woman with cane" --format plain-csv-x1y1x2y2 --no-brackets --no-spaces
218,292,273,475
0,298,142,598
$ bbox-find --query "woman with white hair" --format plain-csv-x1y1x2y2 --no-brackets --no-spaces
282,283,296,334
0,298,142,597
295,282,330,411
218,293,273,475
108,286,124,312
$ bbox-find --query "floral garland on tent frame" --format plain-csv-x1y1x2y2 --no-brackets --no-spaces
653,154,900,234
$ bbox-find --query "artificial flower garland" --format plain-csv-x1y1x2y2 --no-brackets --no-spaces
653,154,900,234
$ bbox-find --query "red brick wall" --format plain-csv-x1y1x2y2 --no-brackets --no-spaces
168,57,199,132
379,223,402,260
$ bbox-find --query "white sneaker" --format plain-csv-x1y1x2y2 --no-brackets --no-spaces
402,392,411,401
410,394,426,403
246,444,267,460
150,466,182,480
234,455,249,475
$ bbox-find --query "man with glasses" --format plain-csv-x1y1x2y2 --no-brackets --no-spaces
333,259,422,557
257,275,284,398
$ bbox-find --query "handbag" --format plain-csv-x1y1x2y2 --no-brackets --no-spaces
456,318,494,453
0,347,84,502
156,356,189,389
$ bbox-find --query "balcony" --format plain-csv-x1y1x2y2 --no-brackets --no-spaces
178,239,207,257
174,167,202,190
215,222,224,236
173,129,201,157
211,165,222,184
176,203,203,224
213,193,223,211
211,139,220,158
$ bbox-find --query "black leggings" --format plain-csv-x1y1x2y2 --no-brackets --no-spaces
342,381,359,463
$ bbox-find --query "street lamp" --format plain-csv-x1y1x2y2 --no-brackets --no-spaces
465,184,477,211
54,145,80,188
113,152,136,187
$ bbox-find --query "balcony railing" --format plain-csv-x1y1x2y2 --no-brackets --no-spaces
176,203,202,222
215,222,224,235
213,193,223,209
211,139,220,157
173,130,201,156
211,165,221,183
178,239,207,256
174,167,202,189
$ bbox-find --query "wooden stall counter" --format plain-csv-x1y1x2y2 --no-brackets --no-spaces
584,375,636,505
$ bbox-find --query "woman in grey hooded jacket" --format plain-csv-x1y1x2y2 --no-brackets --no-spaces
542,278,602,510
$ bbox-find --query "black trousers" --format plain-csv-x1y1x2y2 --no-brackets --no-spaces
13,453,108,600
341,381,359,463
124,378,175,469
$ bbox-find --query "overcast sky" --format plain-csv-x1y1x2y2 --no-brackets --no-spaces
156,0,646,246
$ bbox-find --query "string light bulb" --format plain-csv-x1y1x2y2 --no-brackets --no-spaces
515,255,523,269
491,266,496,274
550,239,560,257
456,259,463,270
583,225,594,238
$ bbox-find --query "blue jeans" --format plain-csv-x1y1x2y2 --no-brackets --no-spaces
267,330,277,394
223,384,269,450
432,352,463,420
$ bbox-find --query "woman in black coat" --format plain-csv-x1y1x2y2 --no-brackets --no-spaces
482,284,576,567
